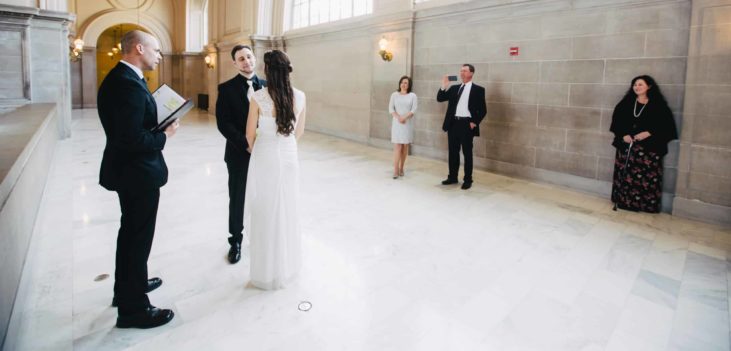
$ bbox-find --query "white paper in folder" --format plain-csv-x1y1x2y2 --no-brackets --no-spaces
151,84,193,131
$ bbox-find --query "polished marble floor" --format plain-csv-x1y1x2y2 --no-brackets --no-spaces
10,109,731,351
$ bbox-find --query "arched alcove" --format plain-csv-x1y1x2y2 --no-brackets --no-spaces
95,23,160,90
79,11,173,54
73,10,174,107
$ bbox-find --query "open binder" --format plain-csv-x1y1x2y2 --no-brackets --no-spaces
151,84,194,132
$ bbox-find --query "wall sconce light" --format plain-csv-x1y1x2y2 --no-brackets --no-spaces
70,38,84,62
204,54,215,69
378,37,393,62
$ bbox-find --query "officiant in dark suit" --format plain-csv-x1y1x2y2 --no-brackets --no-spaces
97,30,178,329
216,45,266,264
436,64,487,190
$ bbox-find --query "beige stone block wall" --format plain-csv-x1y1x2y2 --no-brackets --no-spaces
0,30,24,100
411,0,691,212
672,0,731,226
275,0,729,224
285,27,376,143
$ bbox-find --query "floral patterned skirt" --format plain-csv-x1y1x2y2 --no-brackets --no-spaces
611,143,663,213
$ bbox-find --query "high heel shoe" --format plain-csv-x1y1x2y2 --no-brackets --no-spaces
392,174,399,179
399,170,404,177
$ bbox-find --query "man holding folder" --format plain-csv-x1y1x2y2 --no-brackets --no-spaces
97,30,178,329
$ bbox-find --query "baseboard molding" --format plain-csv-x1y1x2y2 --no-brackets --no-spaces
673,197,731,228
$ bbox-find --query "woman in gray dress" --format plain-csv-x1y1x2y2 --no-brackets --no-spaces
389,75,418,179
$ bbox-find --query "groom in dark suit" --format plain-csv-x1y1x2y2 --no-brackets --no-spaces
216,45,266,264
437,64,487,190
98,30,177,328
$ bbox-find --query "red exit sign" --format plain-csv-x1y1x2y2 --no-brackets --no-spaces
509,46,519,56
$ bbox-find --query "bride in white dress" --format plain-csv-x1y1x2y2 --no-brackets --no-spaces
244,50,306,290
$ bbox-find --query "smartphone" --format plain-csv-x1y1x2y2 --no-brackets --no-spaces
448,75,458,81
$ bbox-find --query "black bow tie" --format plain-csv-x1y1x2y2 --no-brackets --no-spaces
248,78,261,91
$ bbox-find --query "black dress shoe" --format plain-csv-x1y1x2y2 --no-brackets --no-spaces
228,242,241,264
461,181,473,190
116,306,174,329
112,278,163,307
441,178,458,185
146,277,162,292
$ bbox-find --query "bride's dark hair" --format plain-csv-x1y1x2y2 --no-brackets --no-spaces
264,50,295,136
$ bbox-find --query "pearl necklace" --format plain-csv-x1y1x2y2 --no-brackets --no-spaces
633,99,647,118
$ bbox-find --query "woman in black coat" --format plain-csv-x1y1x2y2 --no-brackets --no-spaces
610,75,678,213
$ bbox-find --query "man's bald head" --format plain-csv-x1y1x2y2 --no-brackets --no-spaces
120,30,162,71
121,30,153,55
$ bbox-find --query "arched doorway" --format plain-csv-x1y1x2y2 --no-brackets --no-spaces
96,23,159,91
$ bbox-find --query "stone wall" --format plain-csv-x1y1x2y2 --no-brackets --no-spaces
673,0,731,225
0,4,73,137
279,0,731,225
412,0,689,210
285,27,375,143
167,53,209,101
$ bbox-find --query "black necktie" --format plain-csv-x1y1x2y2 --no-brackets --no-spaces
457,84,464,98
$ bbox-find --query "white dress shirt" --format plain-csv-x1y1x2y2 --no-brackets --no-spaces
119,60,144,79
455,81,473,118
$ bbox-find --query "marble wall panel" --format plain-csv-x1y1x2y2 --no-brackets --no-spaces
673,0,731,225
540,60,605,84
484,140,536,166
565,130,615,158
646,29,691,57
278,0,704,216
0,30,24,100
538,83,569,106
604,58,687,85
530,126,566,151
537,105,602,130
535,149,598,178
572,33,647,59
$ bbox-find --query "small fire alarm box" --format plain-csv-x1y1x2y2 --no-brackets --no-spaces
509,46,519,56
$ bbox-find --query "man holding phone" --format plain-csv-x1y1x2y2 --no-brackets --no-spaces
436,64,487,190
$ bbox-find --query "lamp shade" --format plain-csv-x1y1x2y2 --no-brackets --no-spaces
378,37,388,51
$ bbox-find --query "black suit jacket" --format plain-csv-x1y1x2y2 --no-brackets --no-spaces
216,74,266,165
437,83,487,137
97,63,168,191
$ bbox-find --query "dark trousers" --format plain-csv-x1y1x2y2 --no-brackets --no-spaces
447,118,474,182
114,188,159,316
226,160,249,245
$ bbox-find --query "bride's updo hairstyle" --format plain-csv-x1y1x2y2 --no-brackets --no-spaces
264,50,296,136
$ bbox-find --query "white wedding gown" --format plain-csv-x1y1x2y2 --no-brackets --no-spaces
244,87,305,290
